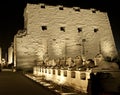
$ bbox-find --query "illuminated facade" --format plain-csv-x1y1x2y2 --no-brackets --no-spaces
14,3,118,70
0,47,1,64
8,44,13,65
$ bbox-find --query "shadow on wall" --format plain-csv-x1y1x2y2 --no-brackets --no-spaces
87,72,120,95
16,55,37,71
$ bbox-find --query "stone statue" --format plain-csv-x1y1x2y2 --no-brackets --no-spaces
59,57,66,69
73,55,83,69
94,53,105,66
66,57,75,68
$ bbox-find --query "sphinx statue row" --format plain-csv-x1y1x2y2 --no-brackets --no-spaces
35,53,119,71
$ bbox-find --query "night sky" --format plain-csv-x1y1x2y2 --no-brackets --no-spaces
0,0,119,57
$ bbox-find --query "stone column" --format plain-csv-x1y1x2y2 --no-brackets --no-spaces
0,47,1,64
8,44,13,65
13,35,17,67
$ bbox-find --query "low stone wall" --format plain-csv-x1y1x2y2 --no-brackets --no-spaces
33,66,91,93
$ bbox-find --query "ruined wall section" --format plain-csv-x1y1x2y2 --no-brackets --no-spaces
15,3,118,70
15,36,36,69
14,29,48,69
8,45,13,64
0,47,1,64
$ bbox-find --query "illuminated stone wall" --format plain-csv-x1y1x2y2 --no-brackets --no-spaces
14,3,118,70
0,47,1,63
8,45,13,64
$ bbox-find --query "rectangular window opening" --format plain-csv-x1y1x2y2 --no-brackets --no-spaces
58,70,61,76
64,71,67,77
45,69,47,73
78,27,82,33
80,73,86,80
49,69,51,74
71,71,76,78
60,27,65,32
53,69,55,75
59,6,64,10
41,5,45,8
94,28,98,32
41,26,47,31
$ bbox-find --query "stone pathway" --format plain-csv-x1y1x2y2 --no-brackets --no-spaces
25,73,87,95
0,71,57,95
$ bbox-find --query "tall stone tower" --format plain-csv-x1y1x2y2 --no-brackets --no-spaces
14,3,118,70
0,47,1,64
8,44,13,65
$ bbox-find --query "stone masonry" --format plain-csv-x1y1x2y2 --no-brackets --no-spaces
14,3,118,70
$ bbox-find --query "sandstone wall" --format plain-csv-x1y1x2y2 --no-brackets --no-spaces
8,45,13,64
14,3,118,70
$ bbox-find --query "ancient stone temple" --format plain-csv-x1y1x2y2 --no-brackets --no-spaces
14,3,118,70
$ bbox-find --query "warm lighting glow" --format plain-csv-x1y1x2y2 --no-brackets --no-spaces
57,75,66,84
35,45,46,60
8,45,13,64
53,43,63,56
101,40,115,57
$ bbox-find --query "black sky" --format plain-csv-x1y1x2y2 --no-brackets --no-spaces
0,0,120,57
